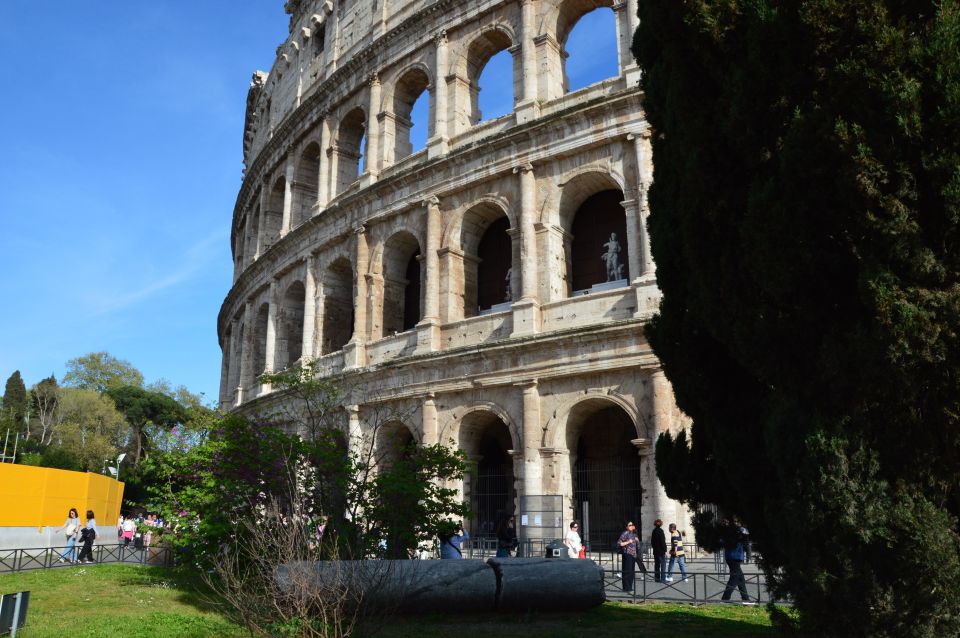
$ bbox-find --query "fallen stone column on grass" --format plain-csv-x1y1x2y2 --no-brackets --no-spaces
276,558,605,614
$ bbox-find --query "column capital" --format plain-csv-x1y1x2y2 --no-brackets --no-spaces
354,224,366,235
434,29,448,46
513,162,534,175
367,72,380,87
516,379,539,390
345,404,360,415
627,129,653,142
422,195,440,208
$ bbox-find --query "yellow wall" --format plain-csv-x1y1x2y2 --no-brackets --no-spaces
0,464,124,527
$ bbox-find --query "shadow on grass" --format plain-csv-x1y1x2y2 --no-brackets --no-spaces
114,565,231,617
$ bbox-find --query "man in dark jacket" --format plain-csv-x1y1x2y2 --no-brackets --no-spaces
720,517,753,603
651,518,667,582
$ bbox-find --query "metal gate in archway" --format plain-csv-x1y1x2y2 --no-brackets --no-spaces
573,456,642,550
469,463,515,538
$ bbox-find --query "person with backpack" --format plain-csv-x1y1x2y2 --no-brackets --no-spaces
651,519,667,582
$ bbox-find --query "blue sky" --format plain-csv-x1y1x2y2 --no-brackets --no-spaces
0,3,617,403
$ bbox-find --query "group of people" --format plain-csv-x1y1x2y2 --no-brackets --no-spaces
55,508,98,563
117,512,163,548
617,519,687,592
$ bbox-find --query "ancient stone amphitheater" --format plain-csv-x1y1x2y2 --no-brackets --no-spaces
218,0,689,548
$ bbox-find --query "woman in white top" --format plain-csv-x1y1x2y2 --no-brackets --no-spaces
564,520,583,558
57,508,80,562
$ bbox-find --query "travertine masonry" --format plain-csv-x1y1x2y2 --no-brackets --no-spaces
219,0,690,547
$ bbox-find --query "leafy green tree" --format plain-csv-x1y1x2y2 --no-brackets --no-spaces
63,352,144,394
2,370,28,433
106,385,187,465
634,3,960,636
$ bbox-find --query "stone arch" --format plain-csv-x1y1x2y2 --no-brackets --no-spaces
450,404,519,537
293,141,321,228
277,280,306,370
457,199,515,316
456,25,517,130
321,257,354,355
374,419,417,470
379,230,422,336
560,3,619,93
333,106,366,197
551,0,617,50
390,64,432,163
549,394,643,549
557,170,628,294
543,390,643,450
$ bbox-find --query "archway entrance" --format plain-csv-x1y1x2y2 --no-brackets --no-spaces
568,401,641,550
460,411,515,538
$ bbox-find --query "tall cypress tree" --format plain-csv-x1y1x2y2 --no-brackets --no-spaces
634,3,960,636
2,371,28,430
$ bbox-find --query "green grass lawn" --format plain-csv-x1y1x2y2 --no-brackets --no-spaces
1,564,779,638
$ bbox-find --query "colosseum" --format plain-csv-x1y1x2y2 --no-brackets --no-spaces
218,0,690,549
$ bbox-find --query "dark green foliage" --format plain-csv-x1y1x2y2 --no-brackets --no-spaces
634,2,960,636
2,370,28,429
106,385,188,465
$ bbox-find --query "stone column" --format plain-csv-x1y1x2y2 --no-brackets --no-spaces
614,0,642,85
262,280,279,394
346,404,362,460
428,30,449,158
637,368,679,529
219,331,231,408
344,225,368,369
281,158,295,236
416,196,441,352
516,0,540,123
421,393,438,447
628,131,654,278
364,74,381,178
255,184,269,258
365,272,384,340
302,254,317,360
512,162,541,337
318,116,331,207
519,380,542,499
620,198,642,282
236,301,254,405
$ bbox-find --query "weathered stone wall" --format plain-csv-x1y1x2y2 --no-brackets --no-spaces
219,0,692,543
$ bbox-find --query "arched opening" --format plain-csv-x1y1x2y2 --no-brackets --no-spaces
567,400,641,550
234,216,246,272
403,252,422,331
460,411,515,538
334,108,366,196
461,203,513,317
252,302,270,381
293,143,321,227
468,30,515,125
562,6,619,93
220,325,232,406
558,176,628,295
278,281,306,369
375,421,416,472
381,232,422,337
264,178,285,250
321,258,354,355
231,319,244,396
393,68,431,161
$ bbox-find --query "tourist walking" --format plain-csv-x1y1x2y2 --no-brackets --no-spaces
720,517,753,603
76,510,97,564
617,521,642,592
439,523,469,559
666,523,687,582
564,521,583,559
496,516,518,558
121,515,136,546
56,508,80,563
651,519,667,582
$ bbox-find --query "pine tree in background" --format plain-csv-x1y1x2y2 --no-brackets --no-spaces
633,2,960,636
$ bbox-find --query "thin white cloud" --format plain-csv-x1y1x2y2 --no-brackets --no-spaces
86,228,228,318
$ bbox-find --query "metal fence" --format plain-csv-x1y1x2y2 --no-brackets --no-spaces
602,568,786,605
0,544,173,573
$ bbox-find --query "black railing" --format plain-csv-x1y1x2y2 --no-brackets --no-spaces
0,544,173,573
